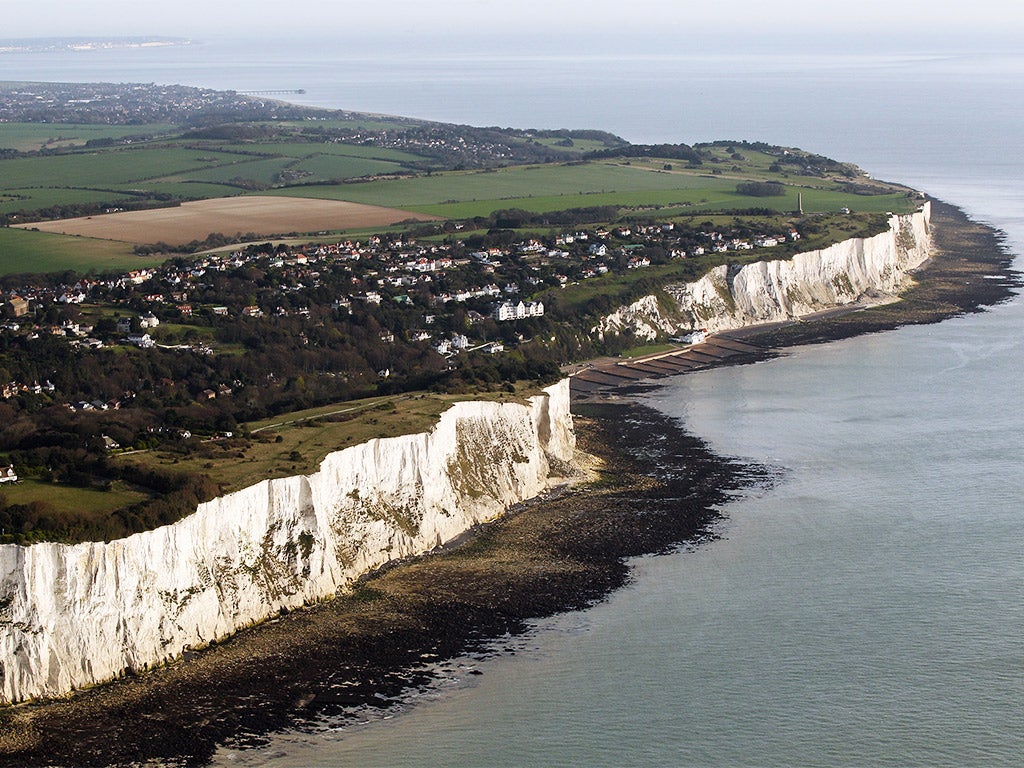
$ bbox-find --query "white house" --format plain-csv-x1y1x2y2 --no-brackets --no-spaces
126,333,155,349
493,300,545,322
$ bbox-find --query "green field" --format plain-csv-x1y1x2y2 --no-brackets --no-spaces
0,228,161,273
514,136,613,154
0,122,178,152
211,141,430,164
619,342,683,358
154,155,296,186
1,478,150,517
0,116,920,274
0,147,250,189
268,162,716,207
266,161,915,218
1,187,146,216
0,123,438,231
121,386,539,495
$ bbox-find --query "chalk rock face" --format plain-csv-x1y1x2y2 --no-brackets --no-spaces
670,204,932,331
0,380,575,705
595,204,932,338
592,294,681,342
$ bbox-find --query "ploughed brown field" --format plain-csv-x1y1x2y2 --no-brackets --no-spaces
14,196,441,245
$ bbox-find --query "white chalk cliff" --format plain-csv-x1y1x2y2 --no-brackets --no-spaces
0,380,575,705
596,203,932,338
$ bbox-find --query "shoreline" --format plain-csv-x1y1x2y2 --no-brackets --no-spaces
0,401,765,767
0,199,1019,767
571,199,1020,397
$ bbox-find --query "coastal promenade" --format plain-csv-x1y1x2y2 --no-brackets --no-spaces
566,303,871,397
566,333,773,396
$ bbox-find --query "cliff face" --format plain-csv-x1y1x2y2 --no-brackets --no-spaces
0,381,575,705
592,294,681,343
596,204,932,338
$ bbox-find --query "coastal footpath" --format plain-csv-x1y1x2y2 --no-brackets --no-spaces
0,381,575,705
597,203,932,339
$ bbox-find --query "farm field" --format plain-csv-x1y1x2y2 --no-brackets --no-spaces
266,160,916,217
408,186,911,219
0,228,156,274
205,141,430,164
0,110,917,271
0,127,437,221
0,122,178,152
14,196,441,244
0,147,252,189
1,479,150,523
267,162,725,207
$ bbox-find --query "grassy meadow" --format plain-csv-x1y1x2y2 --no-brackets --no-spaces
266,159,916,218
119,387,539,496
0,228,159,274
0,122,179,152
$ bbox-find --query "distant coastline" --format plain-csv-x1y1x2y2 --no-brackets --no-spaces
0,37,192,54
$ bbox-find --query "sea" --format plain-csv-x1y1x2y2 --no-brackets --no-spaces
3,41,1022,767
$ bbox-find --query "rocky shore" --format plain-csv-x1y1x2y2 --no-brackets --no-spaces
0,199,1018,768
572,200,1020,396
0,400,767,767
742,200,1020,349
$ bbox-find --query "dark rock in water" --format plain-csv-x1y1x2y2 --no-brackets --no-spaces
0,397,764,768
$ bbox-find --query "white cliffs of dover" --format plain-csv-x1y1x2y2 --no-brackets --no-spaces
596,203,932,339
0,380,576,705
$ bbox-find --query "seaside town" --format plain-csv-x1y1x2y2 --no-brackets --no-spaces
0,217,805,418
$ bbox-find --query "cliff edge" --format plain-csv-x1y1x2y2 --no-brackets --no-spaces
596,203,932,338
0,380,575,705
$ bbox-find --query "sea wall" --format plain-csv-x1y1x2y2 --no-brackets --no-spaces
0,380,575,705
596,203,932,338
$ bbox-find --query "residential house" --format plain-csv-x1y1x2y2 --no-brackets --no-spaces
8,296,29,317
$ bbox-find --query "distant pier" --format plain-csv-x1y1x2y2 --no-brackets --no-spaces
238,89,306,96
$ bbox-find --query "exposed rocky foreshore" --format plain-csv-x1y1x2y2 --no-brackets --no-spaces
573,200,1019,396
0,398,767,767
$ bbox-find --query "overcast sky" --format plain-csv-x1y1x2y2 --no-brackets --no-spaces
6,0,1020,52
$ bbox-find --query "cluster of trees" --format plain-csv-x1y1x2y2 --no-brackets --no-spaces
736,181,786,197
471,205,623,231
0,412,225,545
588,143,702,164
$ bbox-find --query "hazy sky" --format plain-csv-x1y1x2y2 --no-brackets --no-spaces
7,0,1020,52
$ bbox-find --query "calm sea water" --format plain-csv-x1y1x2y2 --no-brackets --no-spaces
5,43,1022,767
